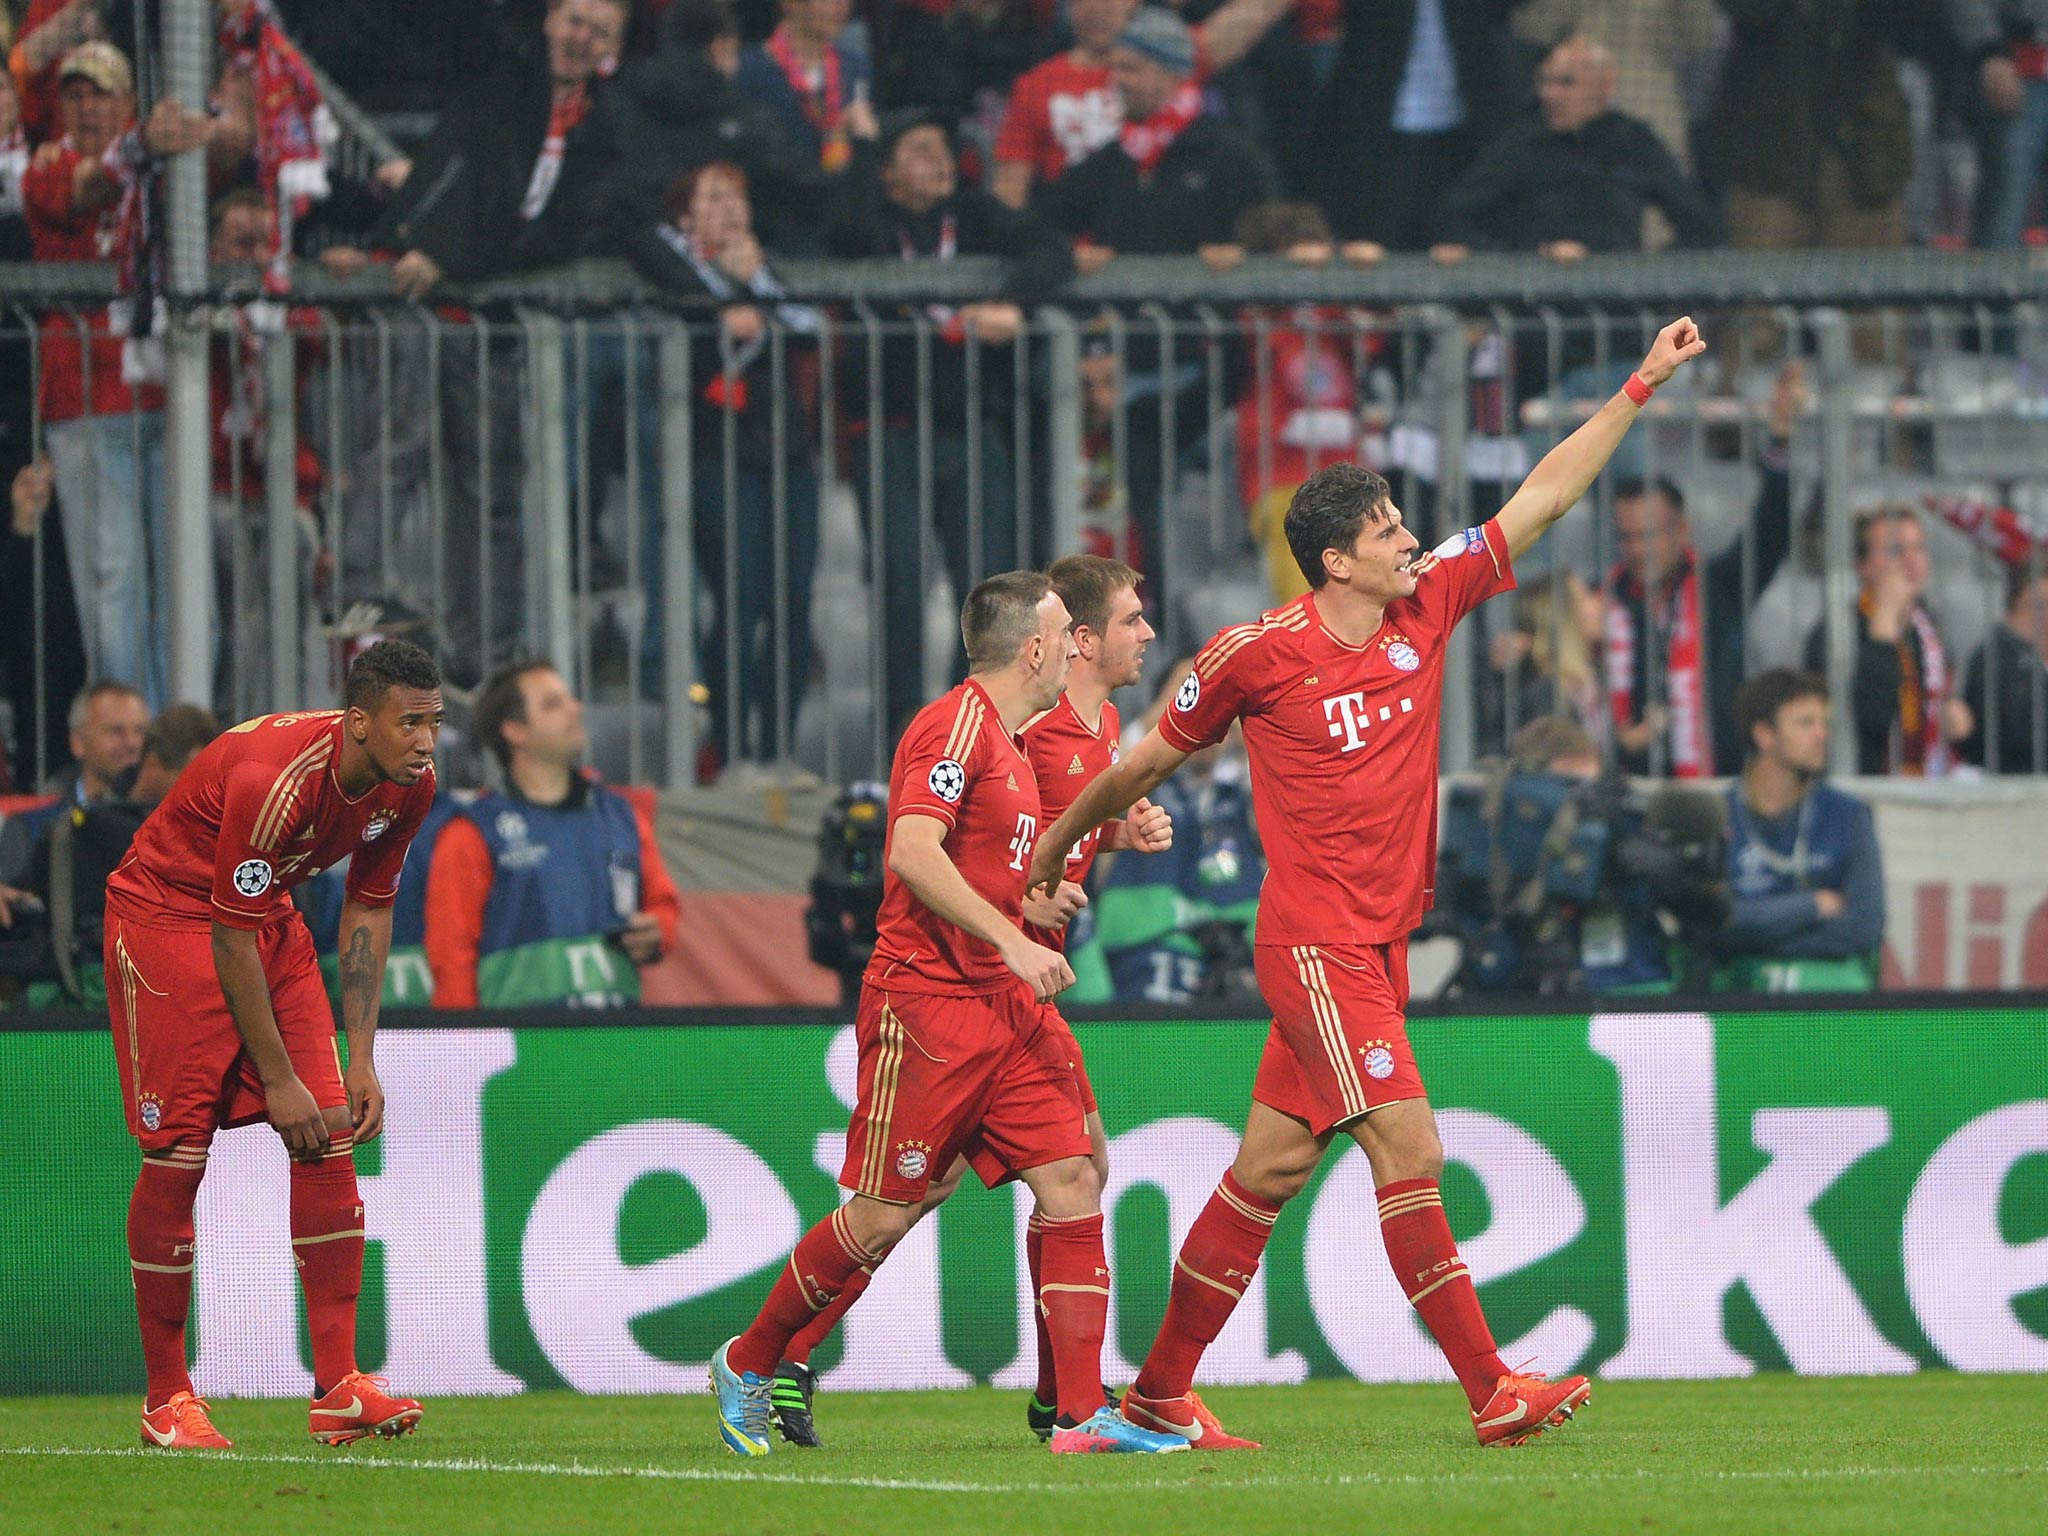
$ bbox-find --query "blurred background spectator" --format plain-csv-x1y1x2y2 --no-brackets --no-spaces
1709,667,1884,991
1957,559,2048,774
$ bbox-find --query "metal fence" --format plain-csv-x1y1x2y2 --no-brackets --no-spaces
5,255,2048,791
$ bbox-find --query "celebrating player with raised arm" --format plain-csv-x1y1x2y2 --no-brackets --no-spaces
762,555,1174,1449
1030,319,1708,1449
712,572,1187,1458
105,640,444,1450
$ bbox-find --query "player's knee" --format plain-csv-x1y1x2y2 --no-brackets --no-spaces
844,1194,919,1255
320,1105,353,1138
1381,1126,1444,1184
1233,1152,1313,1207
1027,1155,1101,1219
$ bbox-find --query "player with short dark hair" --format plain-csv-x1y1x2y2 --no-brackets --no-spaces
103,639,444,1450
759,554,1175,1449
712,572,1186,1458
1033,319,1708,1450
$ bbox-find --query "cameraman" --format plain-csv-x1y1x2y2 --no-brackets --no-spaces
1709,668,1883,992
1440,715,1727,996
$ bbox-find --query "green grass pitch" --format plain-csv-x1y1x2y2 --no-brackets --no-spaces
3,1375,2045,1535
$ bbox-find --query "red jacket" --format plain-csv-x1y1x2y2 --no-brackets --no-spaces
22,140,166,423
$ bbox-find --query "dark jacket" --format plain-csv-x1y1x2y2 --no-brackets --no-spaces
1309,4,1513,155
370,49,610,281
1438,109,1724,251
1717,780,1885,960
592,49,836,255
1706,0,1920,208
621,219,820,471
827,147,1074,427
1613,443,1796,775
1958,622,2048,774
1037,118,1276,255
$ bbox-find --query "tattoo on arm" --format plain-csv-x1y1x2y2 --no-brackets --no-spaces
339,923,376,1025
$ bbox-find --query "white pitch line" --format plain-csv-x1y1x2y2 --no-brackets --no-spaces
1,1445,2042,1497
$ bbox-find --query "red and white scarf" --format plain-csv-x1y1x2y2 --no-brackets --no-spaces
1605,555,1710,778
219,0,331,293
1119,81,1202,176
521,86,589,223
1865,591,1951,777
767,26,851,170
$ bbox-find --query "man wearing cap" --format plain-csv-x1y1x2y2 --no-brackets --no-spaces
1038,7,1275,265
21,41,218,711
827,112,1075,736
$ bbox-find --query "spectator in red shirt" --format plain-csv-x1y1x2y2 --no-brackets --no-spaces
22,41,214,711
989,0,1295,211
8,0,109,144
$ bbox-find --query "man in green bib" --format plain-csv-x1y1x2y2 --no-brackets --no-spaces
1709,668,1884,994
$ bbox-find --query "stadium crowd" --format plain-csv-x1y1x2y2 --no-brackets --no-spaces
5,1,2048,1004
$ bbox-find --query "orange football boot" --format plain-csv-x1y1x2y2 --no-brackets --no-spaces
1471,1369,1591,1447
140,1390,232,1450
1121,1385,1261,1450
309,1371,424,1446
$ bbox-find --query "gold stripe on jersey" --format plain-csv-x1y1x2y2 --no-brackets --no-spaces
860,1006,908,1195
250,735,330,850
1294,946,1368,1122
941,692,987,765
1194,606,1308,682
251,736,335,851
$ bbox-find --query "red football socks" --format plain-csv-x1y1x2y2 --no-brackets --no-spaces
1136,1170,1279,1401
730,1207,879,1379
129,1149,207,1407
289,1135,364,1395
1026,1212,1057,1406
1035,1211,1110,1423
1377,1178,1506,1410
783,1263,874,1366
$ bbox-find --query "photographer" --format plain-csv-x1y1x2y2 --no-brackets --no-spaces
805,780,888,1004
1709,668,1884,993
423,660,680,1008
1439,716,1728,996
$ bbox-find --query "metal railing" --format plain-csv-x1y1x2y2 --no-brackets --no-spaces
4,255,2048,792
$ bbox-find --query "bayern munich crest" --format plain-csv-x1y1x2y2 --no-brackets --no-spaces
138,1092,163,1132
232,858,273,897
1387,642,1420,672
362,810,396,841
1360,1039,1397,1080
894,1143,931,1181
928,759,966,803
1175,671,1201,712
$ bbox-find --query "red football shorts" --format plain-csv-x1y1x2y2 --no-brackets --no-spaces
966,1001,1097,1187
841,983,1091,1204
1251,940,1425,1136
104,901,345,1152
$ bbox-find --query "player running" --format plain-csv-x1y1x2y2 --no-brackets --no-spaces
105,640,444,1450
712,571,1185,1457
1029,319,1708,1449
762,555,1174,1448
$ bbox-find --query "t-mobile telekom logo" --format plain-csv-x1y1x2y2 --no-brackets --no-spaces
1324,692,1415,753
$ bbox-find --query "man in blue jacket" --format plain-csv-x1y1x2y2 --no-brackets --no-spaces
1711,667,1885,992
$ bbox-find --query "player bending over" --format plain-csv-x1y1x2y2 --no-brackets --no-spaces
763,555,1176,1449
1030,319,1708,1449
712,571,1185,1456
107,640,444,1449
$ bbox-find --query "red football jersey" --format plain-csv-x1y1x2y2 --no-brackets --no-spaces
1159,519,1516,945
994,54,1120,183
1020,692,1121,950
867,679,1045,995
108,711,435,932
